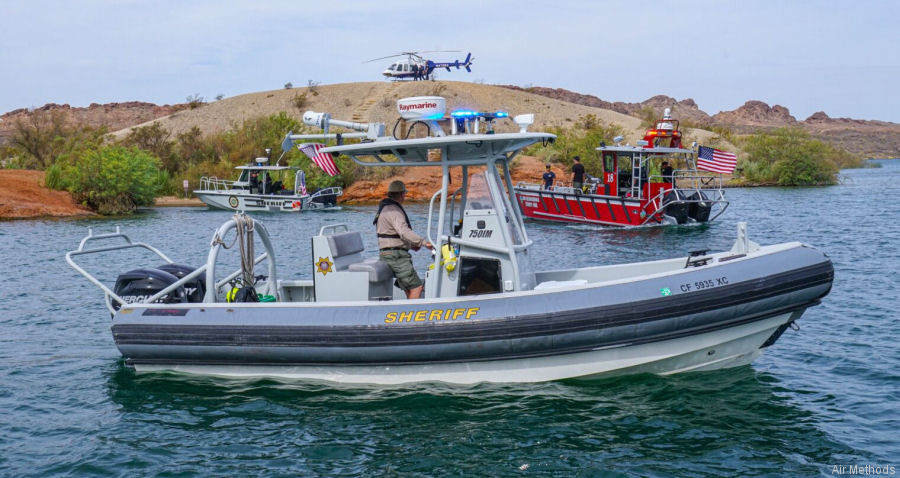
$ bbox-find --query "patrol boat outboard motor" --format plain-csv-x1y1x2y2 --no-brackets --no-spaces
156,263,205,302
112,268,187,311
663,189,688,224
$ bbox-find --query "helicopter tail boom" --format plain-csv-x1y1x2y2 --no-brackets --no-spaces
433,52,473,73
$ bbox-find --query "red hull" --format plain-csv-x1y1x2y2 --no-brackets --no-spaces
515,187,666,227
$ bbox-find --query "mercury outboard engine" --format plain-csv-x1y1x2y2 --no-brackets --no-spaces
112,268,187,311
686,191,712,222
663,189,688,224
156,263,205,302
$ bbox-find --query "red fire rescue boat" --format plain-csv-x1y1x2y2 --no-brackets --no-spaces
514,110,729,227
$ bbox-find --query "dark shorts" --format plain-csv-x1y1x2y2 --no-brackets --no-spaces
380,249,423,291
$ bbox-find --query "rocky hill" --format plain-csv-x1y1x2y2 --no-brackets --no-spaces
3,82,897,157
500,86,899,158
0,101,185,145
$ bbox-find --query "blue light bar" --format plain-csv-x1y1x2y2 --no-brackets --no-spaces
494,111,509,118
451,110,480,117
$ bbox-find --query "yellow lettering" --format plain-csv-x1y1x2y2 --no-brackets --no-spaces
385,312,397,324
444,309,452,320
414,310,427,322
429,310,443,321
399,311,414,322
452,308,464,320
465,307,479,319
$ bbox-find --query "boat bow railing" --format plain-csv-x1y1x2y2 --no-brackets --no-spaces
199,176,235,192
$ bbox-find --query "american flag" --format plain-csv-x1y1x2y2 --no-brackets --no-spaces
298,143,340,177
298,170,307,195
697,146,737,174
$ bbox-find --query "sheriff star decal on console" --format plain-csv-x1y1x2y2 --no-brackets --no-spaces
316,257,334,276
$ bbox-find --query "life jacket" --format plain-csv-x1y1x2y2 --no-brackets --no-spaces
373,198,411,239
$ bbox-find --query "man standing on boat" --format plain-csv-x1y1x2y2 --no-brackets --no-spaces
542,164,556,189
572,156,585,194
374,180,434,299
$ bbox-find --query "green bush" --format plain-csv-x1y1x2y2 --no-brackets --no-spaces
47,146,161,214
736,127,860,185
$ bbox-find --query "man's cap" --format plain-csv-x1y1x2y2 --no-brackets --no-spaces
388,180,407,193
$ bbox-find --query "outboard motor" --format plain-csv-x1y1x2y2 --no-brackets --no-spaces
663,189,688,224
312,193,338,206
686,191,712,222
112,268,187,310
156,263,205,302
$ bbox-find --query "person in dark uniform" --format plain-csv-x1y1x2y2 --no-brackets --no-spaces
374,180,433,299
571,156,585,194
542,164,556,189
249,171,260,194
661,161,674,184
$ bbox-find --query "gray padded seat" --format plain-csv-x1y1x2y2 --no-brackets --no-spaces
327,231,392,284
348,258,392,282
327,232,364,258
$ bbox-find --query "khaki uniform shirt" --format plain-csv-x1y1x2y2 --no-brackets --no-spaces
376,204,426,250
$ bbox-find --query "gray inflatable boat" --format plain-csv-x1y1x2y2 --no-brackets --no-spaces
68,97,833,384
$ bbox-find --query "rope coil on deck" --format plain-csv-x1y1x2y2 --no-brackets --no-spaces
233,213,255,286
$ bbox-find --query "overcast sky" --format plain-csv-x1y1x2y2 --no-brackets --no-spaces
2,0,898,122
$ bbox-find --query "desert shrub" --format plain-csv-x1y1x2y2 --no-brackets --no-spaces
291,92,309,111
526,117,626,176
121,122,176,170
47,146,161,214
174,126,215,168
9,110,109,169
186,94,205,109
737,127,859,185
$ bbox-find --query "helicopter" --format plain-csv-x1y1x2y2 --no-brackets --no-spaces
366,51,473,81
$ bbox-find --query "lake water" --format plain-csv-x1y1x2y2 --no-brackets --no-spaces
1,161,897,476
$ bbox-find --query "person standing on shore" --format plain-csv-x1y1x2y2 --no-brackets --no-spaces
572,156,585,194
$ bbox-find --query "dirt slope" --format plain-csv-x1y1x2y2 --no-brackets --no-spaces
115,81,658,142
0,170,94,219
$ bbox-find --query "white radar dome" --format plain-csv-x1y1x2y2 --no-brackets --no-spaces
397,96,446,120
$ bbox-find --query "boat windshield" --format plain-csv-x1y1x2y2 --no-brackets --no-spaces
465,173,493,211
465,170,523,245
